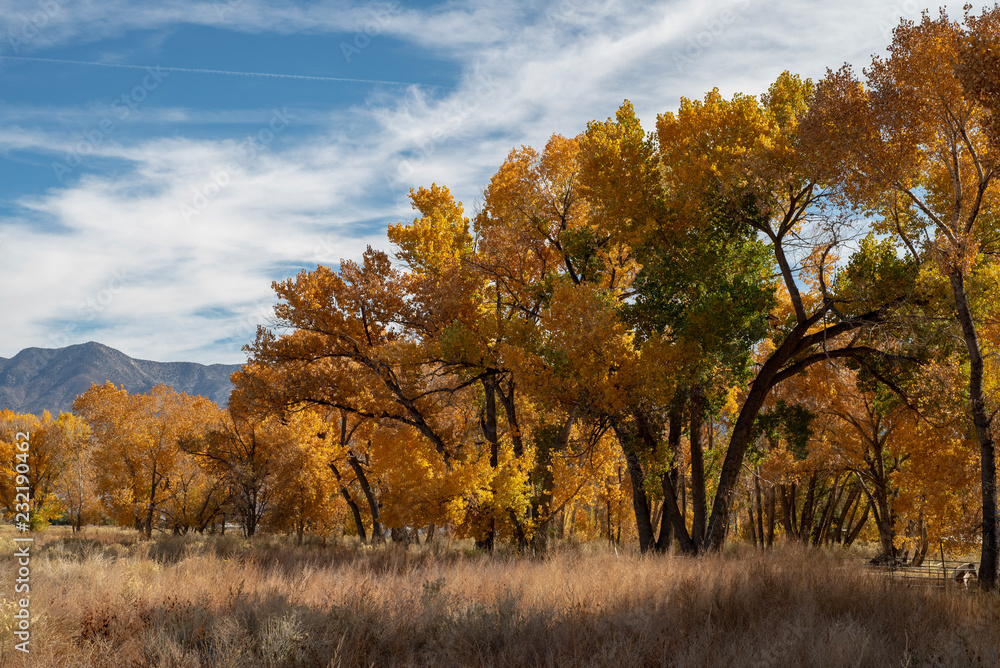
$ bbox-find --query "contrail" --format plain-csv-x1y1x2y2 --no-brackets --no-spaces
0,55,432,87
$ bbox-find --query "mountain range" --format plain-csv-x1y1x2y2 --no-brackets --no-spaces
0,342,241,415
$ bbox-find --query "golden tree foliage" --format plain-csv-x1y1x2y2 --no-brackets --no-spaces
387,183,473,275
256,410,346,542
47,412,96,532
159,451,228,535
781,360,980,555
0,410,69,528
368,420,489,533
800,5,1000,586
73,383,221,536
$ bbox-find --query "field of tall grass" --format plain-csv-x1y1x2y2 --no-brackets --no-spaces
0,527,998,667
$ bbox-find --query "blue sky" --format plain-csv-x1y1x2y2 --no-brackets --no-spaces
0,0,989,364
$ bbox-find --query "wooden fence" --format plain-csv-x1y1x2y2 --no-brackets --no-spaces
859,558,980,590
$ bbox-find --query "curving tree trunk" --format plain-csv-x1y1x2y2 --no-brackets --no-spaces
950,271,998,589
348,450,384,542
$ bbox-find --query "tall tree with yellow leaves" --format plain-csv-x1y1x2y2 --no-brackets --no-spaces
573,76,919,554
801,7,1000,587
0,410,69,529
74,383,220,537
48,412,95,532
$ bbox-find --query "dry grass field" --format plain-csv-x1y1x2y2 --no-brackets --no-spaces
1,527,998,667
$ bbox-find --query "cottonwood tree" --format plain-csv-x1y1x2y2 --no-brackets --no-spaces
0,410,69,528
581,101,776,552
181,407,330,538
255,410,345,544
73,383,220,537
574,75,918,554
473,136,638,548
160,452,229,534
801,7,1000,587
388,183,527,548
242,244,502,543
48,412,96,532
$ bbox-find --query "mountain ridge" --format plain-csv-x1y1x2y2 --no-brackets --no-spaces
0,342,241,415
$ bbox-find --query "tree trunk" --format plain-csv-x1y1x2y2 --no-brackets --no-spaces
497,379,524,458
531,413,574,552
606,498,613,544
650,500,663,538
242,485,261,537
844,500,871,548
509,509,529,551
811,479,842,546
690,385,708,546
704,347,788,549
330,462,367,543
779,483,797,539
867,478,896,559
835,482,862,546
479,378,499,552
907,518,929,567
703,310,874,551
348,451,384,542
765,485,776,547
799,474,818,541
656,407,683,551
753,473,765,550
144,464,158,538
342,490,367,543
615,422,656,552
950,271,999,590
629,410,696,555
681,474,687,525
391,526,414,546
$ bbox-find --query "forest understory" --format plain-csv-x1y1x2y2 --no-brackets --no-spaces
1,527,997,668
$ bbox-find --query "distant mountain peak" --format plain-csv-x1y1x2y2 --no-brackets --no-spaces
0,343,241,415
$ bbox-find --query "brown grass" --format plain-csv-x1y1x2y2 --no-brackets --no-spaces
1,528,998,667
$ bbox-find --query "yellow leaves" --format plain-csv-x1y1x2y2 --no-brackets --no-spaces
0,410,70,528
762,71,815,131
658,88,768,187
958,7,1000,150
478,134,589,237
514,279,643,415
656,74,815,233
369,422,492,530
577,100,660,254
804,8,999,268
487,440,533,515
388,184,472,275
73,382,222,532
263,410,345,537
476,133,624,289
237,49,990,551
891,409,979,551
454,438,534,541
772,358,982,551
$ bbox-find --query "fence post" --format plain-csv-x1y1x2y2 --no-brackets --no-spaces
939,540,946,588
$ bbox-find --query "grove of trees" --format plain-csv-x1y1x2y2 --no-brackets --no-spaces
1,8,998,587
